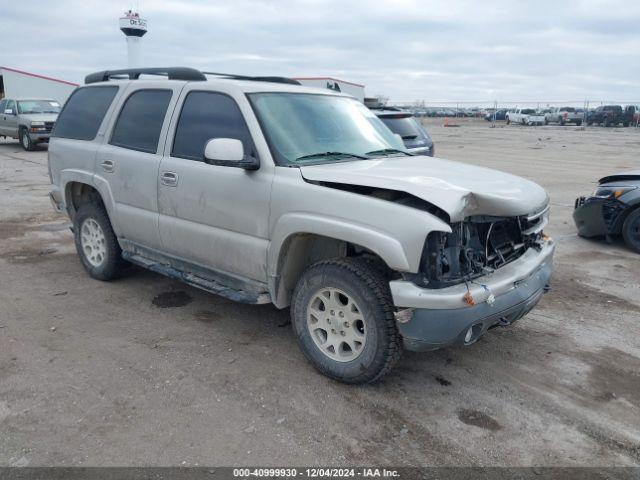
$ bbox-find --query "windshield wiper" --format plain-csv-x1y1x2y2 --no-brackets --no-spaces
365,148,413,157
295,151,368,162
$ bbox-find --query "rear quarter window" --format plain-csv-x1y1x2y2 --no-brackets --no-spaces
53,86,118,141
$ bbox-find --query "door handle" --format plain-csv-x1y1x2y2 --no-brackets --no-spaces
100,160,115,173
160,171,178,186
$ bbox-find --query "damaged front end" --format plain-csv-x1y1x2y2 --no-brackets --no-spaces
574,184,638,237
408,206,549,289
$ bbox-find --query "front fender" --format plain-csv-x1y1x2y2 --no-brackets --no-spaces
268,213,413,276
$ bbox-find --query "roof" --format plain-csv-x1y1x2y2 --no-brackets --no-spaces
373,108,413,117
85,77,349,96
0,66,79,87
293,77,365,88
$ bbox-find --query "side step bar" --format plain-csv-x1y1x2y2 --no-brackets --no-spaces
122,251,271,305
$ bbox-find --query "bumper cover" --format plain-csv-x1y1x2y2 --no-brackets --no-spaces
573,196,627,237
390,240,554,352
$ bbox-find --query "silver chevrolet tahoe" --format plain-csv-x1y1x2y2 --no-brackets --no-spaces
48,67,555,384
0,98,61,150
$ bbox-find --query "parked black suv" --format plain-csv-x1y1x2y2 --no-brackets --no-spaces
372,108,434,156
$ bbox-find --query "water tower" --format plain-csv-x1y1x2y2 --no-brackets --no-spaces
119,10,147,68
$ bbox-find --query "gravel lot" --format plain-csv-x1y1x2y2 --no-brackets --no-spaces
1,120,639,467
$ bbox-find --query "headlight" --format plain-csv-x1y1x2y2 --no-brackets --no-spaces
593,185,637,199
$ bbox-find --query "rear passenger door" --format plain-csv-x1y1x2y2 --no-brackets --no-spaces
94,85,179,250
157,87,273,283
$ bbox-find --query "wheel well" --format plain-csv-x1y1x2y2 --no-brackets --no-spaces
617,203,640,233
65,182,104,220
273,233,392,308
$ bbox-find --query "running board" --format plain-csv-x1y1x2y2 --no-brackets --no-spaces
122,251,271,305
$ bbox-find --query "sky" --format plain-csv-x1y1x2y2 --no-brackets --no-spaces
2,0,639,104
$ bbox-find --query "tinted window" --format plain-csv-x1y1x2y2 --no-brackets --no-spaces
172,91,253,161
380,116,427,140
110,89,172,153
53,86,118,140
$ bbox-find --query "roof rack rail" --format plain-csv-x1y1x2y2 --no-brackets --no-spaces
85,67,207,84
202,71,301,86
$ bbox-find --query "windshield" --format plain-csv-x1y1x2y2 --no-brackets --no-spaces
17,100,61,114
379,116,430,140
248,93,405,165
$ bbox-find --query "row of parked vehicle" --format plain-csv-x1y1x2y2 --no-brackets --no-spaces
485,105,640,127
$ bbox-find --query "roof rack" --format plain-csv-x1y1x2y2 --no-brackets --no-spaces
85,67,207,84
84,67,301,86
202,71,301,85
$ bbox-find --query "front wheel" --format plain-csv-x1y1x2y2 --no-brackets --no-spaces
291,258,402,384
73,203,126,280
622,208,640,253
19,127,36,151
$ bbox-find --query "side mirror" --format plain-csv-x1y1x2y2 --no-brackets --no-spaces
4,109,13,115
203,138,259,170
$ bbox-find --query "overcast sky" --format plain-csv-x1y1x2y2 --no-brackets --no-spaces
3,0,639,103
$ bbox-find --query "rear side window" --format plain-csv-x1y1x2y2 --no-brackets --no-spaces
53,86,118,140
110,89,172,154
172,91,253,161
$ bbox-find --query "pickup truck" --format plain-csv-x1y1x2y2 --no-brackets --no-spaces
0,98,61,150
506,108,545,126
47,67,554,384
587,105,625,127
544,107,583,126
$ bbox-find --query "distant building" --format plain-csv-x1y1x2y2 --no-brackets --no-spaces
294,77,365,102
0,67,78,104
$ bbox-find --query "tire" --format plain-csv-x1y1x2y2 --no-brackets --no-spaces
603,118,610,127
587,121,593,126
622,208,640,254
560,118,565,126
73,203,126,280
19,127,36,151
291,257,402,384
544,118,549,125
623,122,629,127
576,120,582,126
506,118,510,125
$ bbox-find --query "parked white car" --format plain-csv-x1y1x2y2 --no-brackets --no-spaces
506,108,545,126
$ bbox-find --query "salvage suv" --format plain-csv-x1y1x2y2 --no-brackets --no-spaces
48,67,555,384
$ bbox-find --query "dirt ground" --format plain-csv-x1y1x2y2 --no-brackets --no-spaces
0,120,639,467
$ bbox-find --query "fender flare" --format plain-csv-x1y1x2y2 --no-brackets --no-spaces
60,170,120,235
268,213,414,277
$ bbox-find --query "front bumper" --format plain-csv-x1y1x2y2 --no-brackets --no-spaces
30,132,51,142
390,239,555,351
573,196,627,237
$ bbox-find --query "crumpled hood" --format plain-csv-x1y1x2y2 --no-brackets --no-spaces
300,156,549,222
20,113,58,123
599,170,640,184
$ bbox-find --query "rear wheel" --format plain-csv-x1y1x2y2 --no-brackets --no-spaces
291,258,401,384
622,208,640,253
19,127,36,151
73,203,126,280
506,117,510,125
